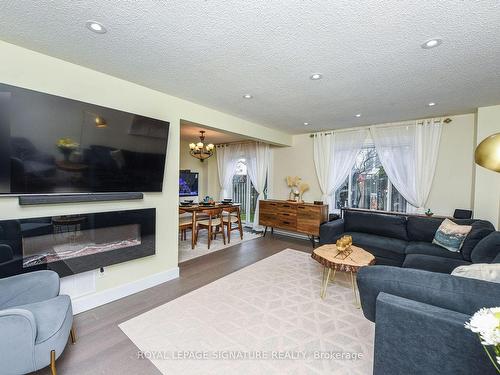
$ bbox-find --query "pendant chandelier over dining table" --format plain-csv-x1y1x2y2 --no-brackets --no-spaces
189,130,214,162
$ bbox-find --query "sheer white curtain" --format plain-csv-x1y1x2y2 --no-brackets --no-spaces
244,142,270,231
313,129,367,212
370,119,442,212
216,144,241,200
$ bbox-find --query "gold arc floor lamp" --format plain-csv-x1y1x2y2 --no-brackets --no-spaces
475,132,500,173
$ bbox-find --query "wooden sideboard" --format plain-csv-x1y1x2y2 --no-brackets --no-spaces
259,199,329,246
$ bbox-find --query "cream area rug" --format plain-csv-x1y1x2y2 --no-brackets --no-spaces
178,230,261,263
120,249,374,375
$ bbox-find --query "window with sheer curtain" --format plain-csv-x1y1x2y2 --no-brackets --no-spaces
334,145,408,212
232,159,267,225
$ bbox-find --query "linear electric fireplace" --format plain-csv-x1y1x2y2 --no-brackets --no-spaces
0,208,155,278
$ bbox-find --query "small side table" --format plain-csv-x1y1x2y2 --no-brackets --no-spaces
311,244,375,307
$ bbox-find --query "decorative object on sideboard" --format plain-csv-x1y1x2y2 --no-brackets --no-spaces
475,132,500,173
285,176,309,202
189,130,215,162
298,182,310,203
286,176,301,201
56,137,79,162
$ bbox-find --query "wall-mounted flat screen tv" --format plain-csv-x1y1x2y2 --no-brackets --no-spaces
0,83,169,194
179,171,199,197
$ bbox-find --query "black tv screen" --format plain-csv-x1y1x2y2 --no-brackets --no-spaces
0,83,169,194
179,171,199,197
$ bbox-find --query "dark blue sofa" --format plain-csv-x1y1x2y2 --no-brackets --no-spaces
357,266,500,375
319,209,499,273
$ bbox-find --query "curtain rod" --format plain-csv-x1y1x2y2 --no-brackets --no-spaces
215,140,256,147
309,117,452,137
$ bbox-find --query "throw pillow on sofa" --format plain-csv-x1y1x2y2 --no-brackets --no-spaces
432,218,472,252
452,263,500,283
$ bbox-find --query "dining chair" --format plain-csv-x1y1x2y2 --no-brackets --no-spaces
179,209,194,245
222,206,243,243
196,208,225,249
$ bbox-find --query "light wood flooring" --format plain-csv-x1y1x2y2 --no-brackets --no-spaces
34,234,312,375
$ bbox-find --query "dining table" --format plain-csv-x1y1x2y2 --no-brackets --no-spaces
179,202,241,249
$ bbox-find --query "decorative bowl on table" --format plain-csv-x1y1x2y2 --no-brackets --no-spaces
180,201,192,206
222,199,233,204
335,235,353,259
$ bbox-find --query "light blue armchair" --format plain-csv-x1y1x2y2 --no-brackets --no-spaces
0,271,75,375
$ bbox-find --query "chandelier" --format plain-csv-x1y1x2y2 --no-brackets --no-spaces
189,131,214,162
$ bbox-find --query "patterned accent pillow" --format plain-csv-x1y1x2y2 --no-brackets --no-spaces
452,263,500,283
433,218,472,252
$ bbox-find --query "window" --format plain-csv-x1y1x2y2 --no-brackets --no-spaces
334,146,407,212
232,159,267,225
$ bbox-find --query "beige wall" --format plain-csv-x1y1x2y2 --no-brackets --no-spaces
271,134,321,203
426,114,476,215
474,105,500,229
271,114,477,217
0,40,291,294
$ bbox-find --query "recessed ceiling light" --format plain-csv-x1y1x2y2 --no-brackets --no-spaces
421,38,442,49
86,21,107,34
243,94,253,99
303,122,309,126
428,102,436,107
355,113,362,118
310,73,323,80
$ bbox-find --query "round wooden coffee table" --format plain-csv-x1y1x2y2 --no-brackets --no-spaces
312,244,375,307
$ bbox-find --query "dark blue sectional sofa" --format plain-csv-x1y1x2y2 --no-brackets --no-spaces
319,209,499,273
319,209,500,374
357,266,500,375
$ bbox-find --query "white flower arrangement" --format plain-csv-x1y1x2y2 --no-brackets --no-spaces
465,307,500,373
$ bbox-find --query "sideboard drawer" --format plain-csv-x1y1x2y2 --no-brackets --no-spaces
276,218,296,231
259,212,276,226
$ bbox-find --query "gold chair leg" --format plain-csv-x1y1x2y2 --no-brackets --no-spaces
70,325,77,344
50,350,57,375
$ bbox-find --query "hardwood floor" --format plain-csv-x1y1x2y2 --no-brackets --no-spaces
34,234,312,375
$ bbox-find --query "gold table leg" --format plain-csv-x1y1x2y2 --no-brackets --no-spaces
330,268,336,282
350,271,360,308
320,267,331,299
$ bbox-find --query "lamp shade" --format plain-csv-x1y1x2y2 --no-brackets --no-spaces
475,132,500,172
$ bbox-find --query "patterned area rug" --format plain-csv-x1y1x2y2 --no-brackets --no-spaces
178,230,261,263
120,249,374,374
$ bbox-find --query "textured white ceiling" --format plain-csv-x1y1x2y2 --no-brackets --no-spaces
1,1,499,134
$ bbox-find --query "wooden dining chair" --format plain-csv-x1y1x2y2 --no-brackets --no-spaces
222,206,243,243
179,209,194,244
196,208,225,249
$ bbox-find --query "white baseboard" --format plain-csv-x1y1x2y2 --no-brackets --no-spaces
70,267,179,315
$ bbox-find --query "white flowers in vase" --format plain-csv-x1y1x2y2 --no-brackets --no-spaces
465,307,500,373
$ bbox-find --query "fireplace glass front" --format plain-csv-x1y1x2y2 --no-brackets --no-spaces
0,208,155,278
